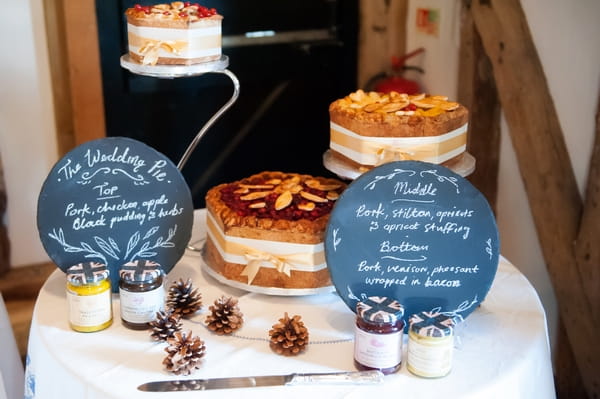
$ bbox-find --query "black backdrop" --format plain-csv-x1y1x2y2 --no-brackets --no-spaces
95,1,358,208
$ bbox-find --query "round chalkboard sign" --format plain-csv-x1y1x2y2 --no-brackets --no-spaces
37,137,193,291
325,161,499,323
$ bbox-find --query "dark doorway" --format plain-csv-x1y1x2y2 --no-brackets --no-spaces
95,1,358,208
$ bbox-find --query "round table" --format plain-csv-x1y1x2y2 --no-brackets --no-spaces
24,210,556,399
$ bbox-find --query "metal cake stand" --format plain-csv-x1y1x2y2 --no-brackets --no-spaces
120,54,240,250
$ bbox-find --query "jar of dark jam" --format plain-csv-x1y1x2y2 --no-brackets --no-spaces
118,260,165,330
354,296,405,374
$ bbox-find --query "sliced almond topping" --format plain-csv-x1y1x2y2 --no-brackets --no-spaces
410,98,437,109
249,202,266,209
364,103,382,112
317,183,342,191
305,178,342,191
240,191,271,201
439,101,460,111
239,184,274,189
380,102,409,113
234,187,250,194
430,95,449,101
265,178,282,185
368,91,381,101
409,93,426,101
298,202,316,211
300,191,328,203
290,184,303,194
349,89,366,103
305,179,320,189
395,110,416,116
326,191,340,200
275,190,293,210
390,92,410,102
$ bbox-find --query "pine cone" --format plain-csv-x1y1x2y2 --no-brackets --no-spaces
268,312,309,356
163,330,206,375
205,296,243,335
166,278,202,318
149,310,182,341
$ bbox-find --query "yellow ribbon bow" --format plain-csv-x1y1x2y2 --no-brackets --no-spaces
138,40,185,65
241,249,315,284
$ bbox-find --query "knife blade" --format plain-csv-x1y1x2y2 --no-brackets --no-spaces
137,370,384,391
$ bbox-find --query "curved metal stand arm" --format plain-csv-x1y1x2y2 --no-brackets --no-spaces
177,69,240,170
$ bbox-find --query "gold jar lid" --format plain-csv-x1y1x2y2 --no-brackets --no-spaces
67,262,109,285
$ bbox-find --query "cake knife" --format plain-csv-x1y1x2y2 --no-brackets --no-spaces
137,370,384,391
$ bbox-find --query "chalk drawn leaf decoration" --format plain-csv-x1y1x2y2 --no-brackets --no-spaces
420,169,460,193
143,226,159,240
77,167,149,186
48,228,109,265
125,232,140,259
362,167,461,193
94,236,120,259
47,225,178,264
77,167,111,185
128,225,177,261
485,238,493,259
332,228,341,251
364,168,415,191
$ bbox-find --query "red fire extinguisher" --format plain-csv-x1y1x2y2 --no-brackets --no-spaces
367,47,425,94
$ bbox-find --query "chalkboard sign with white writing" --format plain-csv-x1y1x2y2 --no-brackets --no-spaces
325,161,499,323
37,137,193,291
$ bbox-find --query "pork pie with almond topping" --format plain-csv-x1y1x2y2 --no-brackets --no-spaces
203,171,346,291
329,90,469,171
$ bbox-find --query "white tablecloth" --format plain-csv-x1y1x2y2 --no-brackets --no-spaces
25,210,556,398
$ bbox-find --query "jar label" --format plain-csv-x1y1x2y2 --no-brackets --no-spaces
67,289,112,327
407,335,453,377
354,327,403,369
119,287,165,323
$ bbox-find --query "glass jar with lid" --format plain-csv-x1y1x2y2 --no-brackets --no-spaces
119,260,165,330
66,261,113,332
407,311,456,378
354,296,405,374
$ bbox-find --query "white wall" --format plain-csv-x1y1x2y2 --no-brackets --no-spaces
0,0,57,267
407,0,600,355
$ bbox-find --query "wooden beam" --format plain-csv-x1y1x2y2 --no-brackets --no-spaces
457,2,501,211
469,0,598,397
62,0,106,144
43,0,75,156
358,0,408,88
574,95,600,321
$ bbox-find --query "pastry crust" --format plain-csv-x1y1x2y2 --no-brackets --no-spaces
329,90,469,168
125,13,222,29
203,171,346,290
125,3,222,65
203,239,332,289
330,101,468,138
205,171,345,245
329,90,469,138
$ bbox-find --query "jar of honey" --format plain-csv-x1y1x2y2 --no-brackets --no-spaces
407,311,456,378
354,296,405,374
66,262,113,332
119,260,165,330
